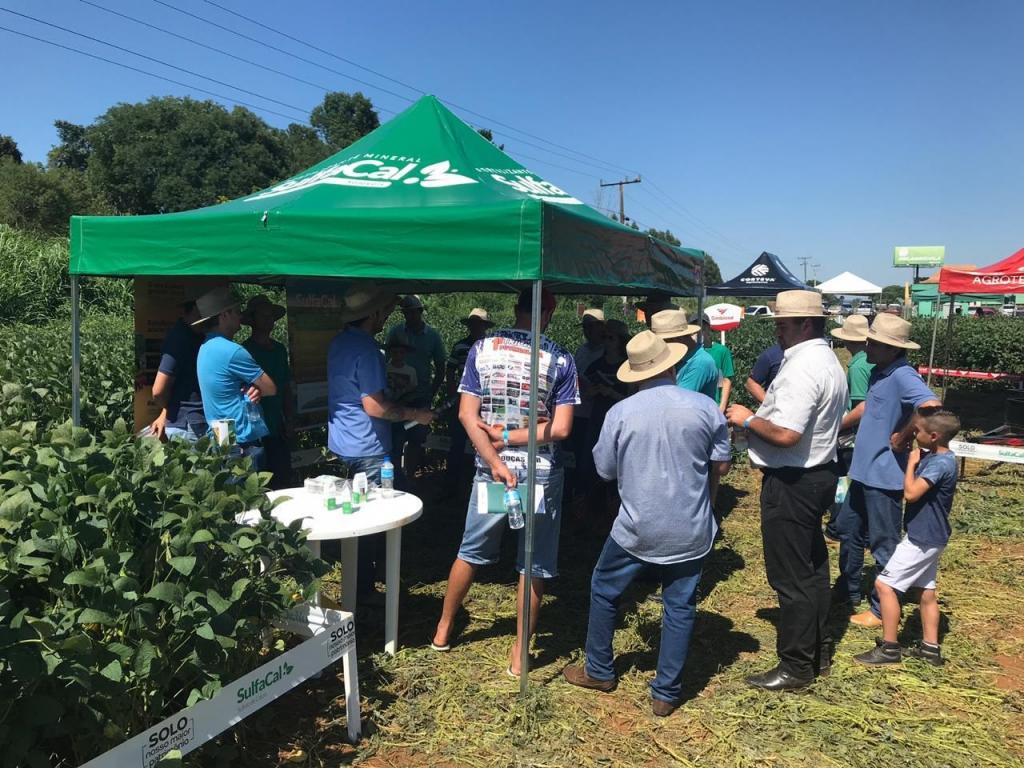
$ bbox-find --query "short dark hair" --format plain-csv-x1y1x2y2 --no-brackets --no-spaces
516,287,556,313
808,317,826,335
922,410,960,444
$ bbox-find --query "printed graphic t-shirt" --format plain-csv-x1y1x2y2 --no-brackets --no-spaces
459,329,580,468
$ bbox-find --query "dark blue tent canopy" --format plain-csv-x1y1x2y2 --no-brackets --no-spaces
707,251,808,297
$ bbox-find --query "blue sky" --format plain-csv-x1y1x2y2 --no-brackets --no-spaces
2,0,1022,286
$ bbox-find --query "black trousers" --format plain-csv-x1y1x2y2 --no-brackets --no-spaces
760,463,840,678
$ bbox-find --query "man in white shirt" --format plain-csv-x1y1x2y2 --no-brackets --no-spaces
726,290,847,691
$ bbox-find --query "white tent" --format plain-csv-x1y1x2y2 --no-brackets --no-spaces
815,271,882,295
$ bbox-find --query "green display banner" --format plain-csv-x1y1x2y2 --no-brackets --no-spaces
893,245,945,267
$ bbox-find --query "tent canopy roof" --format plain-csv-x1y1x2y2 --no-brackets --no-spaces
69,95,703,296
706,251,807,297
814,271,881,295
938,248,1024,295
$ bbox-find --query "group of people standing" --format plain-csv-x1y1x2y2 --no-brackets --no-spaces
154,282,961,715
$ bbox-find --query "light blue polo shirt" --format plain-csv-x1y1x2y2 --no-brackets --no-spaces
676,345,719,400
327,326,390,458
593,381,731,564
849,358,937,491
196,333,268,445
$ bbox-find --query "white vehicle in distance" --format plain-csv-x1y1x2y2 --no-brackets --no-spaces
855,300,874,316
745,305,774,318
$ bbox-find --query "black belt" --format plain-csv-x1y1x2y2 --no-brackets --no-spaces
761,461,838,476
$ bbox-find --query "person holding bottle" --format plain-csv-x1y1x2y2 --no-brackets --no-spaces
430,288,579,677
194,287,277,470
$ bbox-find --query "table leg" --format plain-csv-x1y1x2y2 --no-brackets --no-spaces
385,528,401,655
308,540,321,607
340,538,358,617
342,629,362,742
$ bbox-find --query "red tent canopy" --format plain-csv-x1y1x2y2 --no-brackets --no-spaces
938,248,1024,294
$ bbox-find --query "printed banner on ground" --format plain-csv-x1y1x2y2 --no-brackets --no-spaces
81,606,357,768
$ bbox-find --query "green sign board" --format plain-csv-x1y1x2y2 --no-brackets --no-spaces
893,245,945,267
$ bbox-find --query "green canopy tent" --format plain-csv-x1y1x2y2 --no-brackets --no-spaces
69,95,706,693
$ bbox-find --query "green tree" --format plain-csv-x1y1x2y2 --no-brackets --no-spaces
309,91,379,153
880,284,904,305
476,127,505,151
280,122,331,175
0,135,22,164
647,228,722,285
85,97,290,214
0,162,73,232
47,120,91,171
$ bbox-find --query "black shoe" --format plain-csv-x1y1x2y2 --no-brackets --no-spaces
906,641,944,666
816,645,833,678
745,666,813,691
854,640,902,666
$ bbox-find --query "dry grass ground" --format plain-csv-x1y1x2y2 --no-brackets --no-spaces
221,450,1024,768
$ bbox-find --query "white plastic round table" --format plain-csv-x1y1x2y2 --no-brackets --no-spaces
241,488,423,655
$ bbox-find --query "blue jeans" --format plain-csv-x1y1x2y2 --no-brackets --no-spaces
835,480,904,615
585,537,704,703
165,424,202,444
337,454,386,596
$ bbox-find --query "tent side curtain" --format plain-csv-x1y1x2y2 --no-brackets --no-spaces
541,204,702,295
70,201,544,281
706,251,808,297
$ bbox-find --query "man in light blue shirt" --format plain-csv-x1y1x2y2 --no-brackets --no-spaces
194,287,277,469
327,286,434,603
562,330,731,717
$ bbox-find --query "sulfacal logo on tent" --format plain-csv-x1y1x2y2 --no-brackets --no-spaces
245,154,478,201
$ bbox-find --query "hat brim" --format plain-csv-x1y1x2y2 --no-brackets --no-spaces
865,329,920,350
460,317,495,327
241,304,286,325
617,342,687,383
341,294,396,323
653,324,700,340
830,328,868,342
191,301,240,326
775,309,825,318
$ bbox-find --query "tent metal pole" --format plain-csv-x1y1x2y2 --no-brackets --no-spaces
940,294,957,401
925,298,942,388
71,275,82,427
520,279,542,697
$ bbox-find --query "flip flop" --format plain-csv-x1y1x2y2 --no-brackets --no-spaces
430,641,450,652
506,665,518,679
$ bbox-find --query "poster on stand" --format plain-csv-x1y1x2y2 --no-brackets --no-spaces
286,281,348,429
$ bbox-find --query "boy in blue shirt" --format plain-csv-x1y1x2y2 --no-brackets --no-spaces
854,410,960,667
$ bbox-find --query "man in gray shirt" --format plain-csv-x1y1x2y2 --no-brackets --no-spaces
562,330,731,717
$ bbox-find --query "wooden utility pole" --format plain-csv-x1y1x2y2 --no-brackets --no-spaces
600,176,641,226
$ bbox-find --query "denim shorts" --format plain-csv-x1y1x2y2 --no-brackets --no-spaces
456,465,564,578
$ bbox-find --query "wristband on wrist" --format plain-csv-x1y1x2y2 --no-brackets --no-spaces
502,428,510,448
743,415,754,431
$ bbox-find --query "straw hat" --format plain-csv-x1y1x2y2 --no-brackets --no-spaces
830,314,869,342
774,290,825,318
340,286,397,322
617,330,686,383
581,308,606,324
399,294,424,311
191,286,239,326
460,307,495,327
866,313,920,350
240,294,286,325
650,309,700,340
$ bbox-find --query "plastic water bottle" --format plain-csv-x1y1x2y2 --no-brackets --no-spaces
352,472,368,511
732,425,748,454
245,394,266,434
339,481,353,515
504,487,524,530
380,460,395,498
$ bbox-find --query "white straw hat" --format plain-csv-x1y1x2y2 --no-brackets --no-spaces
830,314,869,342
866,313,920,350
617,330,687,383
191,286,238,326
650,309,700,340
774,290,825,318
340,286,397,322
461,307,495,327
582,308,606,323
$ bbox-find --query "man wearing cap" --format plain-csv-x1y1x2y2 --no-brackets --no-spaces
194,287,278,468
701,315,735,413
242,295,294,489
562,330,731,716
445,308,495,488
387,295,447,484
431,288,579,676
834,314,940,624
148,290,206,443
571,308,606,500
651,309,718,400
725,290,847,690
327,286,435,603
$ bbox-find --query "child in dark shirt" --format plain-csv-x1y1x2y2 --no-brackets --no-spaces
854,410,960,667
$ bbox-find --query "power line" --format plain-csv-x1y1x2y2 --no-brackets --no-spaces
0,6,309,120
0,23,308,124
199,0,641,177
